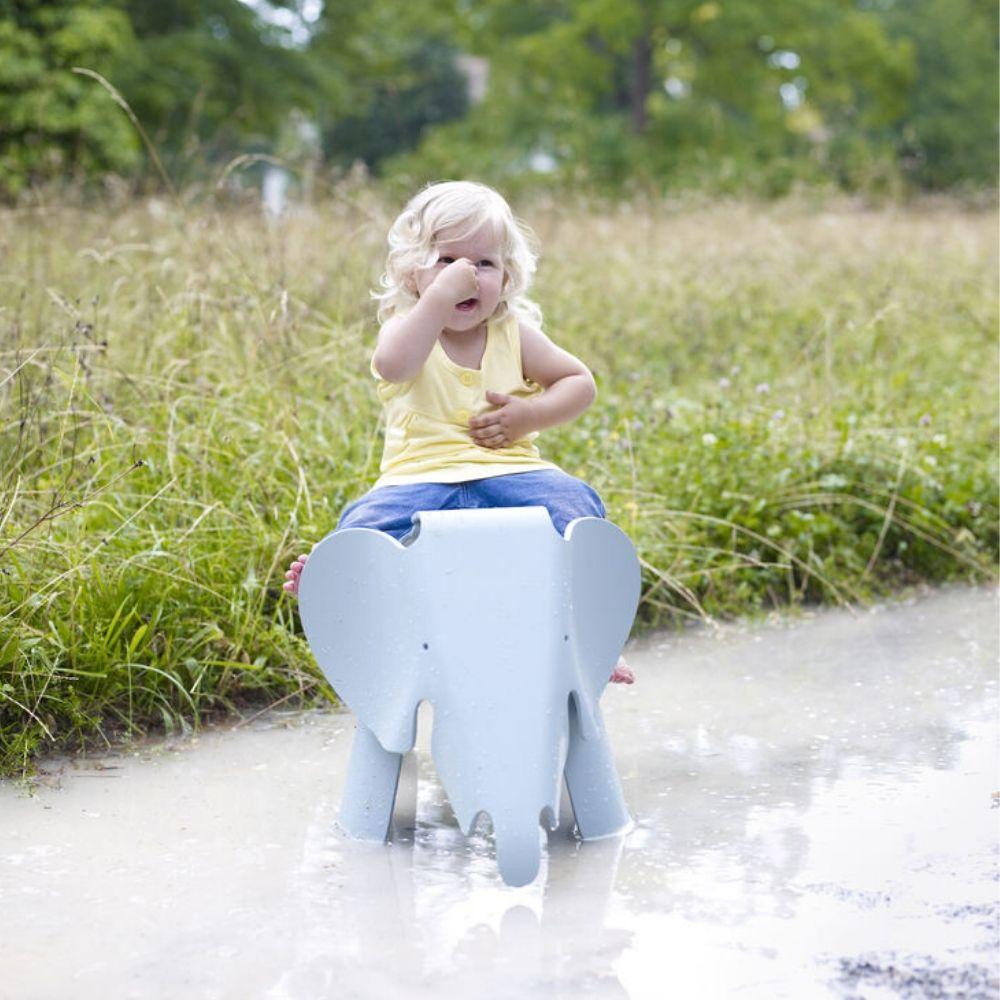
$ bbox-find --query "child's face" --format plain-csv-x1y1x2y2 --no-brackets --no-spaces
413,223,507,332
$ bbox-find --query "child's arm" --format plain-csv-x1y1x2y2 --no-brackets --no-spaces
373,260,479,382
469,321,597,448
518,322,597,430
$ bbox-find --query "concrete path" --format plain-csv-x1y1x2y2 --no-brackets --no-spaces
2,584,997,999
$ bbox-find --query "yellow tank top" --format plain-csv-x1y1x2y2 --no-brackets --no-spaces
369,311,562,489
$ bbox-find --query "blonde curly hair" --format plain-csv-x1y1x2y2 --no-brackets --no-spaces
372,180,543,328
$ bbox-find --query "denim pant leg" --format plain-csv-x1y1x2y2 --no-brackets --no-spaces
327,482,464,543
468,470,607,536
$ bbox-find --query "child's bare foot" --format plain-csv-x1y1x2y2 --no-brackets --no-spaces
283,553,310,596
610,655,634,684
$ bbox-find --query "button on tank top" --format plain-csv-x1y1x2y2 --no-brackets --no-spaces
369,311,562,489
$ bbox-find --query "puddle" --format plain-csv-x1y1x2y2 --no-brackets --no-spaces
1,584,997,999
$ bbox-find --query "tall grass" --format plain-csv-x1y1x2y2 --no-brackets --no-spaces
1,190,996,775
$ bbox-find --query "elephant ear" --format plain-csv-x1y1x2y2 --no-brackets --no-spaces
564,517,641,737
298,528,423,753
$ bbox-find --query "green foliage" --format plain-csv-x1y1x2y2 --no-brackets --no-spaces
112,0,323,183
324,38,470,171
0,0,140,196
883,0,999,188
387,0,919,195
0,194,996,774
0,0,994,197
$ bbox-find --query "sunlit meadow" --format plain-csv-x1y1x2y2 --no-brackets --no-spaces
1,188,996,774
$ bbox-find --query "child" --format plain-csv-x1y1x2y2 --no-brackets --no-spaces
284,180,633,684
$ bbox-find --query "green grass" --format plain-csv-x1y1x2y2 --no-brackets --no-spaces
1,190,996,776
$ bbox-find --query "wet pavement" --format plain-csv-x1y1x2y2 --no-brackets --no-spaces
2,584,997,999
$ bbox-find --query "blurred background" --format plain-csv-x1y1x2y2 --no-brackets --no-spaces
1,0,997,202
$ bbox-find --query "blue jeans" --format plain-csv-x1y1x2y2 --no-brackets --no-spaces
331,470,607,542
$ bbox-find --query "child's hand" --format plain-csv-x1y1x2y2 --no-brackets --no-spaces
421,258,479,307
469,390,536,448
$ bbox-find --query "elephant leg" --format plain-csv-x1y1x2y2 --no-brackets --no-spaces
338,721,404,842
564,696,631,840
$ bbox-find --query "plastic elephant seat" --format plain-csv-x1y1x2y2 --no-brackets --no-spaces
298,505,641,887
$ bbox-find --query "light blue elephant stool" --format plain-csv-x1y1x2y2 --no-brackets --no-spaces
298,505,641,887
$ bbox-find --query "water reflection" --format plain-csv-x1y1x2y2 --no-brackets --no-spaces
267,747,631,998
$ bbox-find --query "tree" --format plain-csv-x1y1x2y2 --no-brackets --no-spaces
112,0,323,183
0,0,140,196
389,0,917,192
322,38,469,171
306,0,469,172
883,0,998,188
